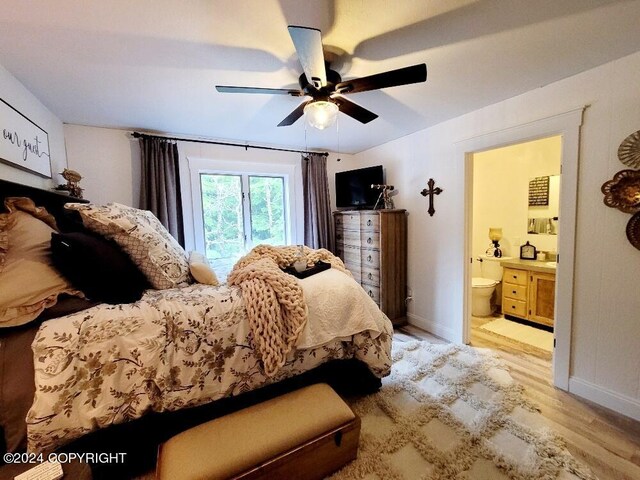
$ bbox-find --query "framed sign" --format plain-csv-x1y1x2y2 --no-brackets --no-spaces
528,175,549,206
0,98,51,178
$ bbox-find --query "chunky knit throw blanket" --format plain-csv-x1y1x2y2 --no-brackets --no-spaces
228,245,351,376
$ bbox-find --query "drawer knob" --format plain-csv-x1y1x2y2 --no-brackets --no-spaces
511,305,516,309
367,255,372,262
512,290,517,294
367,219,372,226
367,237,372,244
368,290,373,297
512,275,517,279
368,273,373,280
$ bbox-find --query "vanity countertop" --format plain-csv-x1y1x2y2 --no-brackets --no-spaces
500,258,556,274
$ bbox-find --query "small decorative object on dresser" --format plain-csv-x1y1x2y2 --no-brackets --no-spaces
334,209,407,325
520,241,537,260
371,184,395,210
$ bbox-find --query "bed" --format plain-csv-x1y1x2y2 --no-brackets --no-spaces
0,178,393,478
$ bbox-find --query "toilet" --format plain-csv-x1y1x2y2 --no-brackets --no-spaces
472,255,511,317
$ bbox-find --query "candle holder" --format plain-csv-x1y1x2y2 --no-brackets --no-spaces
486,227,503,258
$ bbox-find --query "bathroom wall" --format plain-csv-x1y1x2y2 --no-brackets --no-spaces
471,136,561,276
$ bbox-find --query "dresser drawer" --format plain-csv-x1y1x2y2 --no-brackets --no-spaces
342,246,361,265
339,229,362,247
361,266,380,286
360,214,380,231
344,261,361,283
502,298,527,317
362,285,380,303
503,283,527,301
361,249,380,269
359,231,380,250
503,268,528,286
340,214,361,230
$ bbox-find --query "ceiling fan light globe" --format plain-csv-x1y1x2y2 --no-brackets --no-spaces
304,101,339,130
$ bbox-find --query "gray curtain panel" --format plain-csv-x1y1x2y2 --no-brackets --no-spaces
139,136,185,246
301,153,334,251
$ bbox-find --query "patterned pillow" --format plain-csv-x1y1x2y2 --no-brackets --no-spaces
65,203,190,289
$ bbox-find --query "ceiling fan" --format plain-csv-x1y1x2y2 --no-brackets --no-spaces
215,26,427,129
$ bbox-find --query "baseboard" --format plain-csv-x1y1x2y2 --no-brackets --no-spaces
407,313,456,342
569,377,640,422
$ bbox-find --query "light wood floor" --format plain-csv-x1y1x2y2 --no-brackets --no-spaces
399,323,640,480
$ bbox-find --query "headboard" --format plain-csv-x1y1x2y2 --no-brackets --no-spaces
0,178,89,229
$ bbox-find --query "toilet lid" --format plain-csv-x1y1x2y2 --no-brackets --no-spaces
472,277,498,287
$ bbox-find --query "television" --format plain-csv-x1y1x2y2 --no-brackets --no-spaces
335,165,384,209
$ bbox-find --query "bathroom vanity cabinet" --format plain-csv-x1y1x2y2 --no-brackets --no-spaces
334,209,407,325
501,261,556,327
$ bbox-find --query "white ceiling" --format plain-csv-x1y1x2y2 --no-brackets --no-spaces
1,0,640,154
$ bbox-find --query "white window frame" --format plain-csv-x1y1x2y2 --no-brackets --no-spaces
188,157,298,257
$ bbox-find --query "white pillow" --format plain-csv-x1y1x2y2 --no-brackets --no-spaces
189,251,219,285
66,202,190,289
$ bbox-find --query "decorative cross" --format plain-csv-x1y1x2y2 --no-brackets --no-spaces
420,178,443,217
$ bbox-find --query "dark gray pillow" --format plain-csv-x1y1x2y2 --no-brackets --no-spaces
51,231,150,304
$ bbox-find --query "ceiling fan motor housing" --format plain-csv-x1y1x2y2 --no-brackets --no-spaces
299,66,342,100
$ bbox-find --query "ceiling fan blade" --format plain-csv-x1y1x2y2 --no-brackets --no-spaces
335,63,427,95
216,85,303,96
277,100,311,127
288,26,327,89
332,96,378,124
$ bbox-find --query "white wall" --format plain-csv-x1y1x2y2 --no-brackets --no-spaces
64,125,140,206
472,136,561,275
334,50,640,419
0,63,67,188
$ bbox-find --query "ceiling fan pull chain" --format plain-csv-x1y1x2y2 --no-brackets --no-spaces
336,114,341,161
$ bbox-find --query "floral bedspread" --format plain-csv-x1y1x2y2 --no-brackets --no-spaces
27,279,392,454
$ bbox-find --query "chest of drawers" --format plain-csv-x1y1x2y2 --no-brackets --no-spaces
334,210,407,324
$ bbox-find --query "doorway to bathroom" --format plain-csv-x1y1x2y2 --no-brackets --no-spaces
459,107,584,390
469,136,561,367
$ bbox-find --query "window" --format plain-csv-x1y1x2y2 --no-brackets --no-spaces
190,160,297,279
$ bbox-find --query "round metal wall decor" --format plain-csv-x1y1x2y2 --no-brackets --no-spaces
601,169,640,214
626,212,640,251
618,130,640,169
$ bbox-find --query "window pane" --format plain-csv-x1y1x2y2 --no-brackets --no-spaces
200,174,245,277
249,176,286,246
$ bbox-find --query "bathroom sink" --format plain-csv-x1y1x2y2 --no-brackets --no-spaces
544,261,557,267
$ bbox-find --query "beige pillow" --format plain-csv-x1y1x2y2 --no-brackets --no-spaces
0,199,82,328
189,251,219,285
65,202,190,289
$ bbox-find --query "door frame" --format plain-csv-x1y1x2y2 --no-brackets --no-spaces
458,107,585,390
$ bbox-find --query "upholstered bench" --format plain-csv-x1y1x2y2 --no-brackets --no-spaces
156,383,360,480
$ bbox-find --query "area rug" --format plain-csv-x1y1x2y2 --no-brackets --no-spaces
479,318,553,358
330,340,595,480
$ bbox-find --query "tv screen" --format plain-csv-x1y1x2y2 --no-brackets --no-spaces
335,165,384,208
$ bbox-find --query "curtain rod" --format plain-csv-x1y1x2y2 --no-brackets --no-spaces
131,132,328,157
